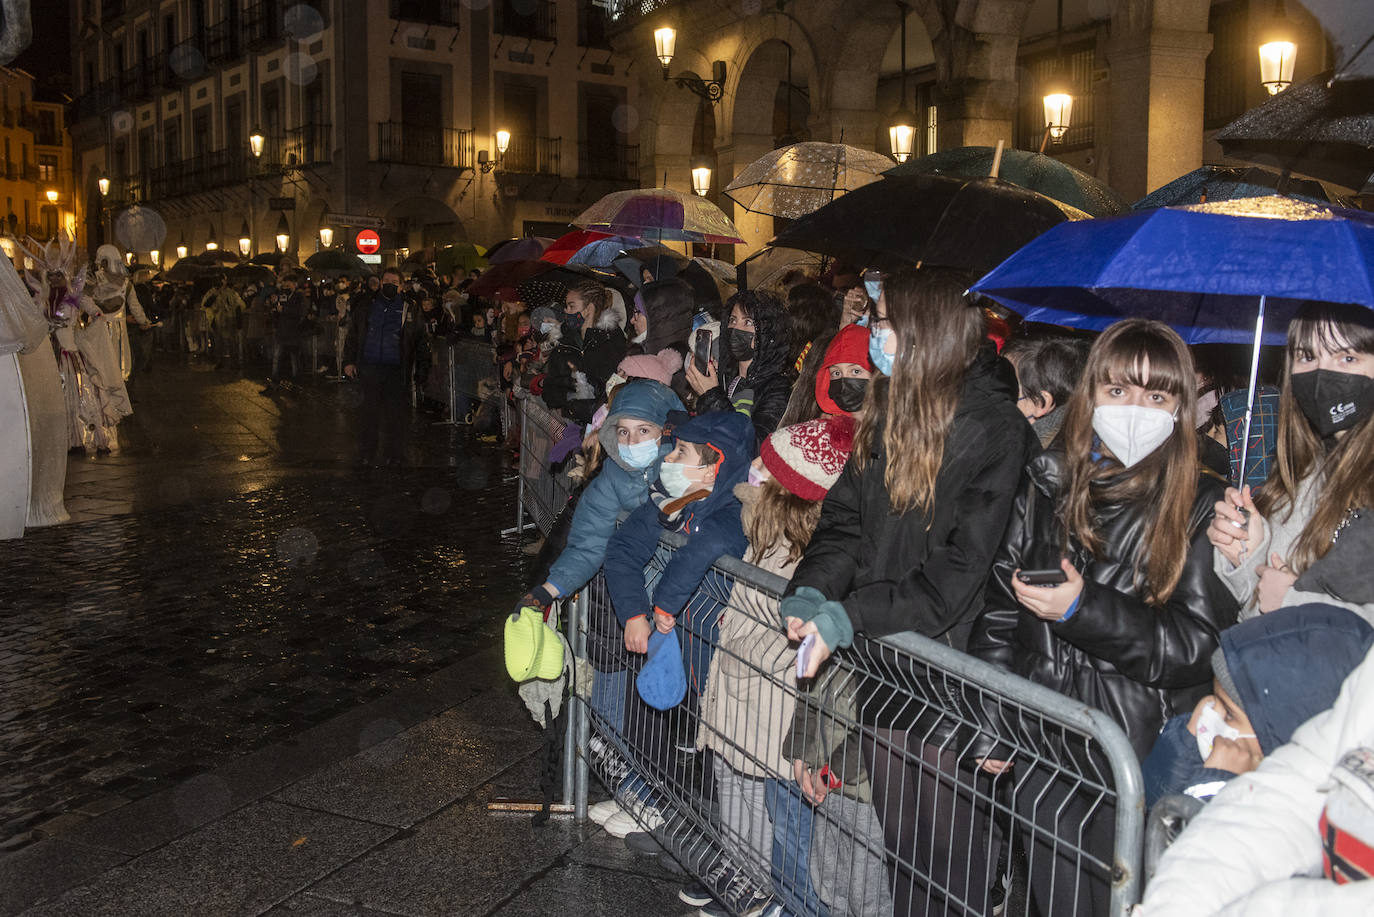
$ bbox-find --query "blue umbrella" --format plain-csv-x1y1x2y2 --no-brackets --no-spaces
565,235,646,271
972,195,1374,471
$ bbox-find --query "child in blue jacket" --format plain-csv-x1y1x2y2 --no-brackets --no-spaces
599,410,754,839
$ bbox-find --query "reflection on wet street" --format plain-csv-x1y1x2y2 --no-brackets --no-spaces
0,364,522,851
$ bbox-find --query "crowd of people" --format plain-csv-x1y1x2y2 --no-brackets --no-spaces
491,256,1374,916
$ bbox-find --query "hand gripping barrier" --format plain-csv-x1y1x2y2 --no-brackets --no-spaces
564,533,1146,917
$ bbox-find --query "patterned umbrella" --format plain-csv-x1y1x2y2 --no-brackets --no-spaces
574,189,744,245
886,146,1128,217
724,142,895,219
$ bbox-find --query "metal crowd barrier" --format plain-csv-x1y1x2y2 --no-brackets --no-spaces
426,336,502,425
565,533,1146,917
511,390,575,537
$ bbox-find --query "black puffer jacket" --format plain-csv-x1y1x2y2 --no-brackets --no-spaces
969,450,1240,760
637,278,695,355
787,348,1037,672
696,292,794,449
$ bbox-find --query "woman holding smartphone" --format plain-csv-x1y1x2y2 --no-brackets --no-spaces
782,267,1037,917
970,318,1239,916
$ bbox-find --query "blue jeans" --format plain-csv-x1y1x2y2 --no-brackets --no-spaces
765,778,831,917
590,666,653,804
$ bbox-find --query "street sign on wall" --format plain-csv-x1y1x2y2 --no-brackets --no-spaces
268,197,296,211
355,230,381,254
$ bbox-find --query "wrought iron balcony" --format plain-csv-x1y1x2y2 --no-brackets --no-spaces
390,0,462,27
494,0,557,42
580,143,638,182
501,135,561,175
376,122,475,170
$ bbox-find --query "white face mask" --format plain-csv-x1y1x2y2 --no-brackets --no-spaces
658,461,706,498
1092,404,1176,468
1195,699,1256,761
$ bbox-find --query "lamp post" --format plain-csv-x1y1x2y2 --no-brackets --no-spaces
249,128,265,159
275,212,290,253
889,3,916,162
176,237,188,260
319,225,333,249
1258,1,1297,95
238,219,252,257
150,249,160,267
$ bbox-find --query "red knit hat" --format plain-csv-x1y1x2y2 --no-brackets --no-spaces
760,414,857,502
814,323,874,415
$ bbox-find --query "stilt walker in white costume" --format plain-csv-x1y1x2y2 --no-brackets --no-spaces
90,244,150,382
71,245,146,452
21,234,100,452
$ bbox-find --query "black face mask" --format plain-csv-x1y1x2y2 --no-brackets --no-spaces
381,283,399,299
726,329,756,362
828,376,869,413
1291,368,1374,438
564,311,585,331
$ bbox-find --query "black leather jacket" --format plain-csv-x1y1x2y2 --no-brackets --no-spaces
969,450,1240,760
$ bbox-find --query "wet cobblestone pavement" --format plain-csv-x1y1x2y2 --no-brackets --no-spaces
0,363,524,853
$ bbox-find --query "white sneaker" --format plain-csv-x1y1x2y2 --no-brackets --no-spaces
588,798,624,826
603,805,663,839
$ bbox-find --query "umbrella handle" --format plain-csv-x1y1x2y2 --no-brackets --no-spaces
1237,296,1266,485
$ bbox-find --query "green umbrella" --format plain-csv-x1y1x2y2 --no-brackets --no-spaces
886,146,1129,218
435,242,487,274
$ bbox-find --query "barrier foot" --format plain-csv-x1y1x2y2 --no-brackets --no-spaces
501,522,536,536
485,799,574,816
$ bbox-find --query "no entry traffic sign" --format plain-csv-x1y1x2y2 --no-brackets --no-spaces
355,230,381,254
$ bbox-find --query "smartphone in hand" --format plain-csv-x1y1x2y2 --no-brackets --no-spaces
1016,569,1068,587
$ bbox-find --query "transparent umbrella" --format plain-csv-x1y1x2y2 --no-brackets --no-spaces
724,142,895,220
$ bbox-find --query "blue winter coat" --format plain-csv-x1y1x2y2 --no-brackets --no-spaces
546,380,684,597
603,410,754,626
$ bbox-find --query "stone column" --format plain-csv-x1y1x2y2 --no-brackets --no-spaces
1107,12,1213,200
716,131,777,259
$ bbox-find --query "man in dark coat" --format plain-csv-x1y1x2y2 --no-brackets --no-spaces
343,267,419,466
261,273,312,391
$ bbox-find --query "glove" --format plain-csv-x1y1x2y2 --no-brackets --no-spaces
781,586,855,652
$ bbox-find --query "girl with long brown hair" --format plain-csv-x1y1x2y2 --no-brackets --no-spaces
971,318,1239,917
781,267,1038,917
1209,302,1374,622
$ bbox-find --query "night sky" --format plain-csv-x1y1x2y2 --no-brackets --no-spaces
13,1,72,90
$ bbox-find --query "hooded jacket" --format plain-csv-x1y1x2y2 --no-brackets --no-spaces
603,410,754,627
814,323,874,416
545,380,685,598
970,448,1240,761
544,300,629,421
636,278,695,355
696,293,795,450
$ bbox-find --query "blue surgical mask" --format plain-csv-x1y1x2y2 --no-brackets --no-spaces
658,460,705,498
618,440,659,469
864,279,882,303
869,326,895,376
856,314,870,328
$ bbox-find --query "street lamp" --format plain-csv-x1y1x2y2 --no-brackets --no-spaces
1258,1,1297,95
249,128,265,158
275,213,290,252
239,219,252,257
653,24,726,102
124,251,133,265
495,129,511,156
150,249,160,266
1041,0,1073,148
888,2,916,162
176,238,188,260
319,226,333,248
654,27,677,74
45,189,58,203
98,173,110,197
206,224,219,251
691,161,712,197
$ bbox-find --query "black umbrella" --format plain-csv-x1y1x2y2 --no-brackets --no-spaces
249,252,297,269
164,259,210,282
228,263,277,285
1297,0,1374,83
1215,71,1374,191
1132,165,1341,209
181,251,240,268
770,173,1089,277
304,250,368,276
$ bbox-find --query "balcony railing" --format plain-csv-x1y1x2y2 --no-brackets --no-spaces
244,0,285,46
390,0,461,27
501,135,560,175
494,0,557,41
376,122,474,169
578,1,612,48
282,123,333,168
581,143,638,182
601,0,680,34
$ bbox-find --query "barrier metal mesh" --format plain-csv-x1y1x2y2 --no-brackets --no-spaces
516,392,575,536
569,538,1145,917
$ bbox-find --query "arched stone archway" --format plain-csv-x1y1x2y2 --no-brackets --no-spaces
383,195,469,252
